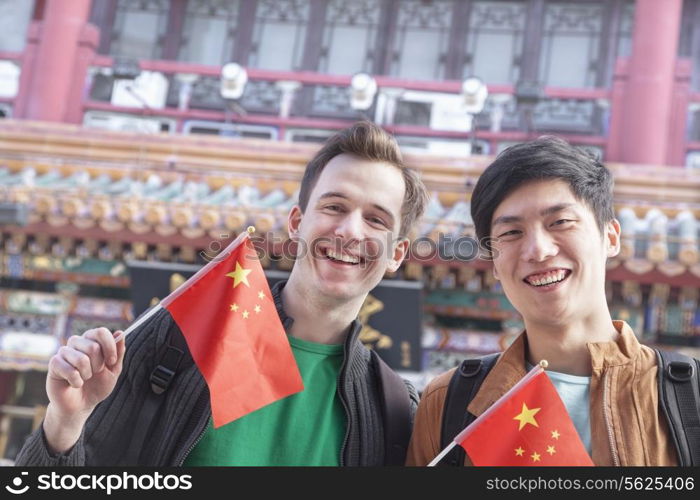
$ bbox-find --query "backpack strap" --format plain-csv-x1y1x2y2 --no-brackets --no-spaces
371,350,412,466
120,325,192,464
655,349,700,466
438,353,500,466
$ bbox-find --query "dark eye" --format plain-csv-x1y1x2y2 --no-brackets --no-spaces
497,229,520,239
368,216,388,227
324,204,343,212
552,219,572,226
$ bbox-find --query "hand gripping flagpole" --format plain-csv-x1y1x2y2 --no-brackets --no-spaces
113,226,256,343
427,359,549,466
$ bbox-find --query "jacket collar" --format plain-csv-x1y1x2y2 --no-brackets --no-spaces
270,279,363,347
467,321,640,417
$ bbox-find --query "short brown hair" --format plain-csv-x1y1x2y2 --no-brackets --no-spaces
298,121,428,238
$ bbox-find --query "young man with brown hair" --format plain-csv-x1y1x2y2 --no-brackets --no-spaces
407,136,684,466
17,122,429,466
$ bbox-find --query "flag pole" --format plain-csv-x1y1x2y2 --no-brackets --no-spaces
113,226,256,344
426,359,550,466
427,442,457,467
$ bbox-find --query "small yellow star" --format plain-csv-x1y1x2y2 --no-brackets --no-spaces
254,305,261,314
225,262,252,288
546,445,556,456
531,452,541,462
230,303,239,312
551,430,560,440
242,310,249,319
514,447,525,457
513,403,541,431
258,291,265,300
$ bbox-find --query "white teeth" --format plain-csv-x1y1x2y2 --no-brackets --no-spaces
326,249,360,264
527,270,567,286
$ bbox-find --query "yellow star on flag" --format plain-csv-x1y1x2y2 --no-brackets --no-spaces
546,445,556,456
513,403,541,430
254,305,261,314
258,291,265,300
226,262,252,288
531,452,541,462
514,447,525,457
230,303,239,312
551,430,560,440
242,310,249,319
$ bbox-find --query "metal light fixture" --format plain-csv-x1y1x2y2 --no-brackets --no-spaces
220,63,248,100
349,72,377,111
461,76,488,115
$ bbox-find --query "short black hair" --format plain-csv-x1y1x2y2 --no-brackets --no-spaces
470,136,614,244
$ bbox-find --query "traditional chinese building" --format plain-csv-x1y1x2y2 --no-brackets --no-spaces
0,0,699,461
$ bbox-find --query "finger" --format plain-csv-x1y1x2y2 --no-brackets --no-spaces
112,331,126,371
48,354,85,389
66,335,106,375
85,327,118,367
57,345,93,382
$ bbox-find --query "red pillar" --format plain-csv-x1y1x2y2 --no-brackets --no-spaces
23,0,93,122
614,0,682,165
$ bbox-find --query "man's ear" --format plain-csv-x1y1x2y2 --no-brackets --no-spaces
492,265,500,280
606,218,621,258
288,205,303,238
387,238,410,273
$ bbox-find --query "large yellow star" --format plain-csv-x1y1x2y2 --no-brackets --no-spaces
513,403,541,431
226,262,252,288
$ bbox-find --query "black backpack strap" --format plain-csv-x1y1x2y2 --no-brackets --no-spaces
438,353,500,466
655,349,700,466
371,350,412,465
121,326,191,464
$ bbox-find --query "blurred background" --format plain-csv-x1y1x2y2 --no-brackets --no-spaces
0,0,698,463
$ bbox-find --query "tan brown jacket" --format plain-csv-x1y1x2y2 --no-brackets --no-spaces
406,321,678,466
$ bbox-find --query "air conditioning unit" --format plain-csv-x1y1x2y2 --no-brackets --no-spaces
83,111,176,134
111,71,169,109
0,61,20,98
686,151,700,170
284,128,335,144
396,136,489,157
0,103,11,118
377,89,471,132
183,120,278,140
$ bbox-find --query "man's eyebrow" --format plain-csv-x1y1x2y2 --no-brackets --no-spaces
492,203,577,227
317,192,395,225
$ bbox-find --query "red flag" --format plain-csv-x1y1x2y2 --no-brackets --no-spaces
159,231,303,428
456,365,593,466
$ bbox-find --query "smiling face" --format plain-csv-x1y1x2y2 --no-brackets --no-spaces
489,179,620,328
287,153,409,302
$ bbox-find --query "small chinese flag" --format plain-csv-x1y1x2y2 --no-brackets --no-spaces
160,230,303,428
455,364,593,466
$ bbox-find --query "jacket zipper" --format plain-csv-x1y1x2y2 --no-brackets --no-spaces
176,391,211,466
602,369,621,466
336,337,352,467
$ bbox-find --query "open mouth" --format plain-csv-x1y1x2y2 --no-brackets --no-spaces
523,269,571,288
322,248,364,266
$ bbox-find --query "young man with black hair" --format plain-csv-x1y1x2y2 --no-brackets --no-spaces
16,122,429,466
407,136,682,466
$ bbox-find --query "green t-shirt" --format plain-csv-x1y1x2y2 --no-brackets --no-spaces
183,335,346,466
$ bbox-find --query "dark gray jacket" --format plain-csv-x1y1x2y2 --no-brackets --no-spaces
16,281,418,466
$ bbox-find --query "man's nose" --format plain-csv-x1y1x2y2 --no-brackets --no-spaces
521,227,557,263
334,210,364,241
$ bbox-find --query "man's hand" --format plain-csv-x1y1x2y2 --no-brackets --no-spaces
43,328,126,454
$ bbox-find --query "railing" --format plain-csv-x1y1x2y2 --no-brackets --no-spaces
84,56,610,154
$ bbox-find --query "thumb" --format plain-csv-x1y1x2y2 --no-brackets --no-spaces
112,331,126,370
